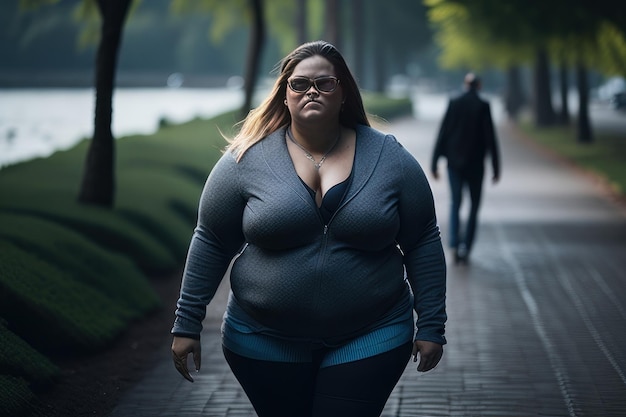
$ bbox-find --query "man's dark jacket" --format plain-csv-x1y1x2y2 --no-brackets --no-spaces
431,89,500,177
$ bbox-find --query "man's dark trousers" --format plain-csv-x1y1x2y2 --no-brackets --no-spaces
447,164,484,253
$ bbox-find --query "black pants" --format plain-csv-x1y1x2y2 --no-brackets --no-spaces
223,341,413,417
447,164,485,252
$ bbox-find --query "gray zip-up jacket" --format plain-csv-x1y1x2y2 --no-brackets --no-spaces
172,125,447,345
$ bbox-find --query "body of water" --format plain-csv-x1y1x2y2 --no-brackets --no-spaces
0,87,243,169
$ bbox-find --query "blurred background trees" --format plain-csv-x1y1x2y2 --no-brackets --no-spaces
3,0,626,205
5,0,623,100
4,0,624,95
1,0,436,91
425,0,626,142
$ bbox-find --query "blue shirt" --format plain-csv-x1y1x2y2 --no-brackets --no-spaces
222,290,415,366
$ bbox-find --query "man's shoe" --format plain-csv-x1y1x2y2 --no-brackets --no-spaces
456,244,468,264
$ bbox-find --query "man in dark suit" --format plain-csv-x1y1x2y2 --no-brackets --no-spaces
431,73,501,264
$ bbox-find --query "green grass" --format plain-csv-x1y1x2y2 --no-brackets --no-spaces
518,120,626,198
0,154,179,274
0,319,58,387
0,241,132,353
0,213,159,316
0,375,38,417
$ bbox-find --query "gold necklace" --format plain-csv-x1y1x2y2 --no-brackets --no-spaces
286,127,341,170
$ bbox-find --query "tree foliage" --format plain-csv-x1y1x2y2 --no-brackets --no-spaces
171,0,301,56
424,0,626,139
18,0,59,10
425,0,532,70
588,22,626,76
425,0,626,77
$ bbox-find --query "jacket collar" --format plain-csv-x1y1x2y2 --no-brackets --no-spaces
260,125,386,207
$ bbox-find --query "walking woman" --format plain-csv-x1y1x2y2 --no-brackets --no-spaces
171,40,447,417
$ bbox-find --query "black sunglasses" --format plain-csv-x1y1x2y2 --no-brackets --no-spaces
287,76,340,93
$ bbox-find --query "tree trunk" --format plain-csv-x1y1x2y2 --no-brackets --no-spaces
78,0,132,207
324,0,340,49
351,0,364,84
558,59,570,125
576,61,593,143
368,1,385,93
241,0,265,116
504,65,525,120
533,46,556,127
296,0,307,44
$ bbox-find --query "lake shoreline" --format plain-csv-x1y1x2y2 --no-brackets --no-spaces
0,87,243,169
0,70,233,89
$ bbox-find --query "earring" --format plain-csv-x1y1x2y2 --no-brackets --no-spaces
284,99,288,106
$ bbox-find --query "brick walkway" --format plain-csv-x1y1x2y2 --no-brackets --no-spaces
110,95,626,417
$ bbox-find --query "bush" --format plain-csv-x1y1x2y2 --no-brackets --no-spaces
0,319,58,387
363,93,413,122
0,183,179,275
0,375,37,417
0,212,160,315
115,168,205,261
0,241,133,353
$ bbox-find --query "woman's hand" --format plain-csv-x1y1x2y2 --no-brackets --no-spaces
172,336,202,382
412,340,443,372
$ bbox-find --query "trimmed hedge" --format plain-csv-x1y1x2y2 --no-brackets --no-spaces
0,241,132,353
0,319,58,387
0,375,37,417
363,93,413,123
0,212,160,315
0,186,179,275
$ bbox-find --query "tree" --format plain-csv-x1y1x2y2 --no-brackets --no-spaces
295,0,308,44
348,0,365,83
424,0,558,125
241,0,265,116
78,0,133,207
576,61,592,143
19,0,135,207
324,0,340,49
369,1,385,92
557,56,571,125
533,46,556,126
171,0,270,115
350,0,431,92
504,65,525,120
425,0,626,141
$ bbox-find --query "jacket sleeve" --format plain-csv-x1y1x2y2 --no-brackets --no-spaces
483,102,501,178
171,152,246,339
431,100,453,173
394,139,447,345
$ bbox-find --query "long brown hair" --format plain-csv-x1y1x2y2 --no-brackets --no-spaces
228,40,370,161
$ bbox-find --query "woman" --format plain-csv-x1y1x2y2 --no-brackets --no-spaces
171,40,447,417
